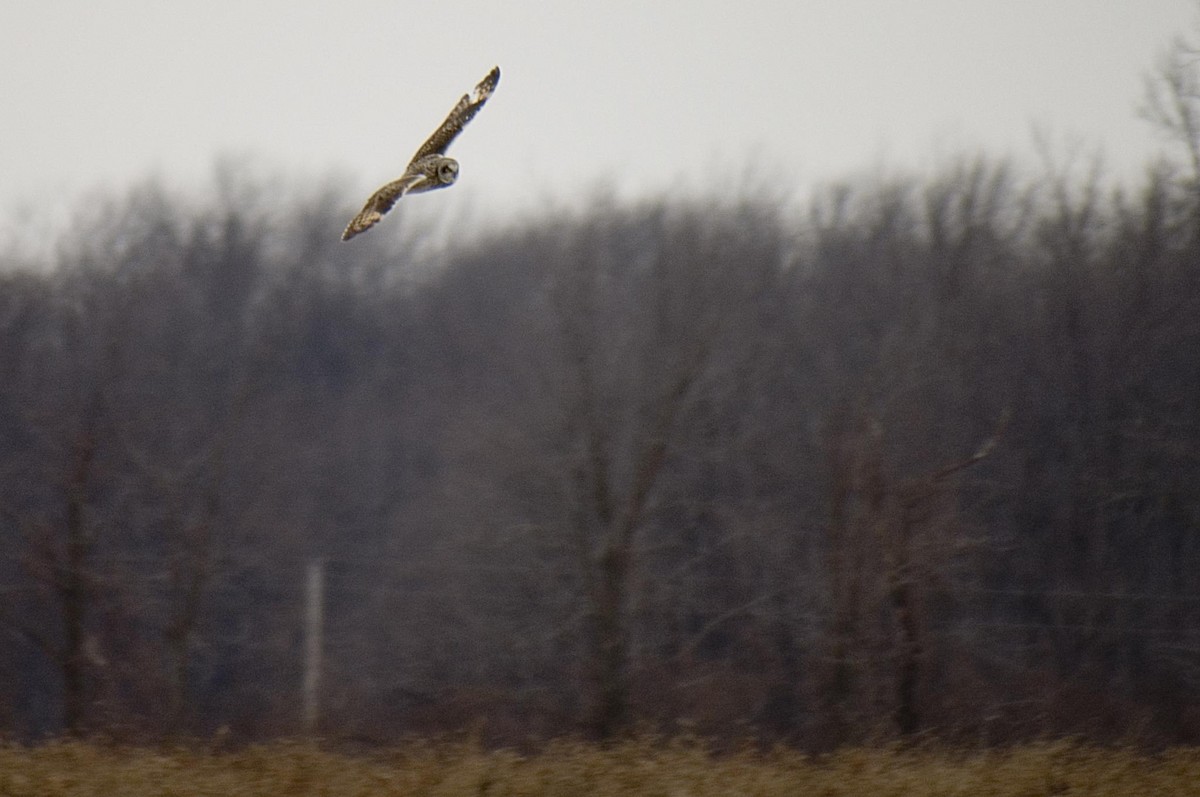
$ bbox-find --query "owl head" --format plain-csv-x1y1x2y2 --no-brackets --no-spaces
436,157,460,186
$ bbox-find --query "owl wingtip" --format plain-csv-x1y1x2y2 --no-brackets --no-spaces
342,208,385,241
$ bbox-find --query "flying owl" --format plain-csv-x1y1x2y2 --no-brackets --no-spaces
341,66,501,241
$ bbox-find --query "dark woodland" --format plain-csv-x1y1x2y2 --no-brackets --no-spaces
4,49,1200,748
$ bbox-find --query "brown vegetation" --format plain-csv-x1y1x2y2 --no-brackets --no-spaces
1,739,1198,797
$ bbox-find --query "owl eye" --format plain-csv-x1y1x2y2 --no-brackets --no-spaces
438,160,459,184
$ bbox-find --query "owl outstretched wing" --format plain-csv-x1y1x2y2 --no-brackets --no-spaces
410,66,501,162
341,173,423,241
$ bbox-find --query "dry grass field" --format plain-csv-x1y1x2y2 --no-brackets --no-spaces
0,737,1197,796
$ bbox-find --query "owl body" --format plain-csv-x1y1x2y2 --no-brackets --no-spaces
406,154,460,194
342,66,499,241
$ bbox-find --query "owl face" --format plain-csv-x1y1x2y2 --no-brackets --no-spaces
436,157,460,185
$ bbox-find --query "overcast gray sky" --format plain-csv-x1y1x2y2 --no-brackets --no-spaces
1,1,1195,248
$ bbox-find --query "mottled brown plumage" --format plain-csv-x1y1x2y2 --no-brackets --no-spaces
342,66,500,241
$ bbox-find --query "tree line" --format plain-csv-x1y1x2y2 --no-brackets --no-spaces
4,46,1200,748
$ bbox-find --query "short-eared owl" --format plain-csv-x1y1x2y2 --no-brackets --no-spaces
341,66,501,241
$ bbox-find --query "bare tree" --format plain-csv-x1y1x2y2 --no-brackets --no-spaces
1142,24,1200,190
0,271,121,735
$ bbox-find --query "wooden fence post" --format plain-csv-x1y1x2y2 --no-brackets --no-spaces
303,558,324,736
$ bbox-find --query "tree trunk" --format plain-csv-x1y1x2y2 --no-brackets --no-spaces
587,541,630,739
60,421,97,735
890,528,922,736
